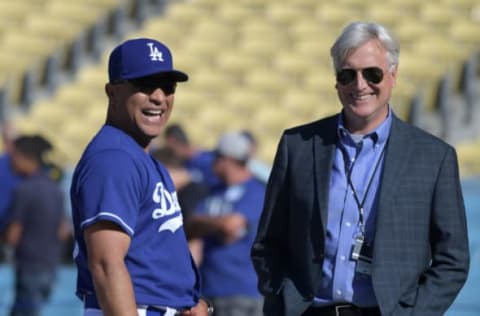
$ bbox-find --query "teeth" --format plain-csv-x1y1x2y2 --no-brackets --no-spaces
354,94,371,100
144,109,164,116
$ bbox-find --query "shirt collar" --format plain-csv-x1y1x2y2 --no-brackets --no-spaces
337,107,392,146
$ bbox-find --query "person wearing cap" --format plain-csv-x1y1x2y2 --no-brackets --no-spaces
185,132,266,316
70,38,212,316
251,22,469,316
239,129,271,184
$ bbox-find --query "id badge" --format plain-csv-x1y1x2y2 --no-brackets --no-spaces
351,235,364,261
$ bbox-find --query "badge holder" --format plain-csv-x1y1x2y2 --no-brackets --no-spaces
351,233,373,276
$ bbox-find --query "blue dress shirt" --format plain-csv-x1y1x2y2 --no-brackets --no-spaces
314,111,392,307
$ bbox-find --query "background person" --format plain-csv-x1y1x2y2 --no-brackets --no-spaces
251,21,469,316
187,131,265,316
0,122,21,235
164,123,220,190
4,134,69,316
152,146,209,263
240,130,271,184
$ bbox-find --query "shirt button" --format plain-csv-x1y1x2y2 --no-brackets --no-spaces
345,222,351,227
336,290,342,296
340,255,346,261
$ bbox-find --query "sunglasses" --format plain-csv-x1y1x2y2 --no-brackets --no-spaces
336,67,384,85
113,77,177,95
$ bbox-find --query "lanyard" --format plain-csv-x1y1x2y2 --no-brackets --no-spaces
346,142,387,237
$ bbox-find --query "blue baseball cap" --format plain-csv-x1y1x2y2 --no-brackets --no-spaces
108,38,188,82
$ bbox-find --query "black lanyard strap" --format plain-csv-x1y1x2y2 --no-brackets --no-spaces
346,144,386,236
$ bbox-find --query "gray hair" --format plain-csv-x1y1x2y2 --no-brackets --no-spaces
330,22,400,73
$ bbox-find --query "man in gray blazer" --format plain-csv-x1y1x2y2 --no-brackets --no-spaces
251,22,470,316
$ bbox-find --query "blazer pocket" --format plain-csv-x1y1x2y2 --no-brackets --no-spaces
263,293,284,316
399,284,419,307
281,279,312,316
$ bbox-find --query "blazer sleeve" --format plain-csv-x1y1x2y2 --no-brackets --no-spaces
412,146,470,314
251,133,290,296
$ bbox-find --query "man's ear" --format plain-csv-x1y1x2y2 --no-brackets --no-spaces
390,65,398,88
105,83,114,98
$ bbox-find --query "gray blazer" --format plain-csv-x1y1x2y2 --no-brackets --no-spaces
251,114,470,316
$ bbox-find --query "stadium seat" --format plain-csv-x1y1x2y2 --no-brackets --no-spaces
367,5,405,29
265,3,309,27
239,18,283,42
302,71,336,94
243,68,290,96
384,0,422,11
440,0,480,13
289,20,324,42
420,3,459,30
133,18,185,46
282,89,336,119
4,0,480,174
216,50,259,79
393,22,432,50
45,1,106,27
23,15,87,68
315,4,363,29
252,106,295,145
190,19,234,45
456,140,480,175
186,68,234,101
215,3,255,26
181,39,223,65
0,50,43,106
289,0,317,10
273,52,321,81
238,37,284,64
0,2,36,23
166,2,209,27
222,89,272,116
414,36,467,65
449,21,480,50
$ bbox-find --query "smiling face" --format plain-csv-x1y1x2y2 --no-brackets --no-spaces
335,39,397,134
106,75,177,149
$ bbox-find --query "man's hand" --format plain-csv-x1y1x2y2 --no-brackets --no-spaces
219,213,247,243
185,212,247,243
179,299,211,316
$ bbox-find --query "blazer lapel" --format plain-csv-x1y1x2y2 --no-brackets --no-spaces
313,116,338,232
375,116,413,238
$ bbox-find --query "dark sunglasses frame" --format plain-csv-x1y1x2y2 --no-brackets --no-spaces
112,78,177,95
336,67,384,85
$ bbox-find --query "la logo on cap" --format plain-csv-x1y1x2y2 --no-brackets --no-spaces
147,42,164,62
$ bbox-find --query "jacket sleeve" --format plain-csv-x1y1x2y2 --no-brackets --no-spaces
251,133,290,295
409,146,470,315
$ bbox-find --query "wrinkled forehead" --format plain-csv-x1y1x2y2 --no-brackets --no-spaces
340,40,391,69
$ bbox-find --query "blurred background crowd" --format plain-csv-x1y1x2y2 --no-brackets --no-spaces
0,0,479,315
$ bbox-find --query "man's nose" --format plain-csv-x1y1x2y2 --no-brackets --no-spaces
149,87,169,104
355,70,369,89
